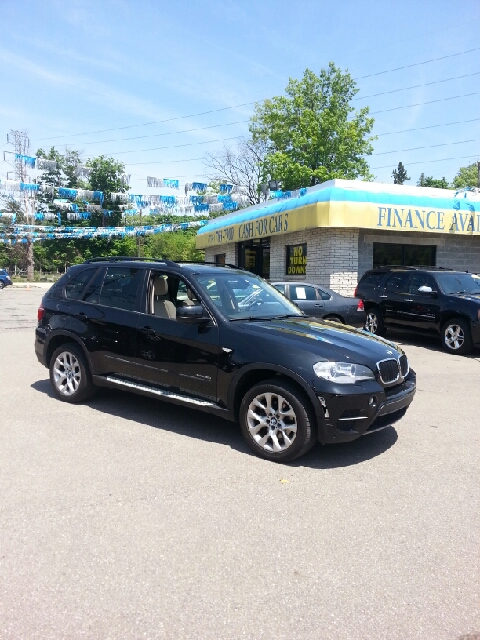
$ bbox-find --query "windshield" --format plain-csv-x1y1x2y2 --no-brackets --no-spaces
193,272,303,320
435,272,480,295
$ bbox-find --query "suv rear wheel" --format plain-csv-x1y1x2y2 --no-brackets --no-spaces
0,281,5,290
364,306,385,336
441,318,473,355
49,343,96,403
239,380,316,462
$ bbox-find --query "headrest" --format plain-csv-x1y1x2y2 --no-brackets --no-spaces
154,278,168,296
187,288,195,300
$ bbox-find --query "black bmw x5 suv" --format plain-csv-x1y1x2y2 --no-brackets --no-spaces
356,267,480,355
35,258,416,462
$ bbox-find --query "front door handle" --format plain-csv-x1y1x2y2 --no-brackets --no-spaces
405,299,413,302
380,295,388,298
140,325,157,337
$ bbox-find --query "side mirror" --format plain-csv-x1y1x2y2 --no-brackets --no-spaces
176,305,210,324
418,285,437,296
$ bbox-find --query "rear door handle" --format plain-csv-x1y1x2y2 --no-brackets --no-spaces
314,303,323,307
380,295,388,298
405,299,413,302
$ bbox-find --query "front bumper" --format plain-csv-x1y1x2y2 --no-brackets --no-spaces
315,371,416,444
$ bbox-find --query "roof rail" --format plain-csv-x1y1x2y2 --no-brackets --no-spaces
175,260,245,270
84,256,177,265
373,265,454,271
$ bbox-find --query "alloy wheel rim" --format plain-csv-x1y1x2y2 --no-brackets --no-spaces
444,324,465,350
246,392,298,453
365,312,378,333
53,351,82,396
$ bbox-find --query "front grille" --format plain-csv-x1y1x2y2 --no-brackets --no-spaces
377,359,400,384
399,354,409,377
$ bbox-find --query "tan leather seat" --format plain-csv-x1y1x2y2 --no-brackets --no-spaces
153,278,176,319
182,288,198,306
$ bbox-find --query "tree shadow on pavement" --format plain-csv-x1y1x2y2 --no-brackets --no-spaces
31,379,398,469
385,327,480,358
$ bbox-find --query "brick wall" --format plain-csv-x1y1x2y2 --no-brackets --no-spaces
271,228,359,295
204,244,237,266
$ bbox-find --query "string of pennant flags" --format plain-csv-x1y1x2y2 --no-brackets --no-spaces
0,220,209,244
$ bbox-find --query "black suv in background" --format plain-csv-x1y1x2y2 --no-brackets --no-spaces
35,258,416,463
356,267,480,355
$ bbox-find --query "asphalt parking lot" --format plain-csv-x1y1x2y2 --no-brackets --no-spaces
1,287,479,640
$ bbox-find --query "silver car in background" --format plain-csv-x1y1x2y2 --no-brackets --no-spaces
271,281,366,327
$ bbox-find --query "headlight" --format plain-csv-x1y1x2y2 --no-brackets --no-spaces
313,361,375,384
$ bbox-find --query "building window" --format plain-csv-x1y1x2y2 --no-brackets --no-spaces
238,239,270,278
214,253,226,266
286,243,307,276
373,242,436,268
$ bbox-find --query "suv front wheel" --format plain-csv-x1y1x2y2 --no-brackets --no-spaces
441,318,473,355
49,343,96,403
239,380,316,462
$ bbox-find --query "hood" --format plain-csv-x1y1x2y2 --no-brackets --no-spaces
449,292,480,303
236,317,403,366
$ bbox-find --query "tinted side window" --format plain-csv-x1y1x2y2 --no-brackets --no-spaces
385,272,411,293
83,268,106,304
273,284,286,295
409,273,436,294
64,268,97,300
291,285,316,300
359,272,388,288
99,267,143,311
318,288,331,300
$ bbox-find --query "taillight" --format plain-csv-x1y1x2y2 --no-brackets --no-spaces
357,299,364,311
38,306,45,321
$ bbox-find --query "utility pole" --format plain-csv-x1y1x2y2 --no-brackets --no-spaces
7,130,35,280
477,160,480,188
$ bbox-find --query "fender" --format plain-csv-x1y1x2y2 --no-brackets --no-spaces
44,329,94,372
227,361,323,420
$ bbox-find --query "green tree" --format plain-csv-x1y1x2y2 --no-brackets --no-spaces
417,173,451,189
249,64,375,190
392,162,410,185
145,229,204,262
452,162,479,189
86,155,129,227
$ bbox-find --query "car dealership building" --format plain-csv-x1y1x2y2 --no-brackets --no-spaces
196,179,480,295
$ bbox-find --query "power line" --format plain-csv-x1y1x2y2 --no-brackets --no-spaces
358,46,480,79
371,154,479,170
34,46,480,143
76,94,477,161
354,70,480,101
372,138,477,156
376,116,480,137
92,135,244,158
370,92,477,114
53,120,249,148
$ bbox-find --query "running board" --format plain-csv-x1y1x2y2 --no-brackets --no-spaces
99,375,232,419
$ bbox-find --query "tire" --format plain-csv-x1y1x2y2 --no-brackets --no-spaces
441,317,473,355
364,306,385,335
239,379,317,463
0,281,4,290
49,343,96,403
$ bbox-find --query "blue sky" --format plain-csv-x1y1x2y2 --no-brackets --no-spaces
0,0,479,193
